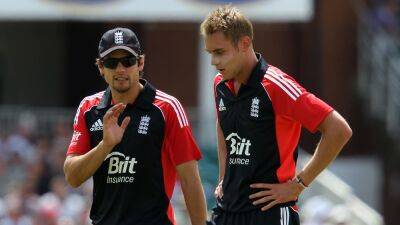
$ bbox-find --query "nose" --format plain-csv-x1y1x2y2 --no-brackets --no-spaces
115,62,127,72
211,55,220,67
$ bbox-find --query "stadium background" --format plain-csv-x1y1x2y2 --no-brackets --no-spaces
0,0,398,224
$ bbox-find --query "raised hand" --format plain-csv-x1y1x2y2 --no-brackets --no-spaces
249,180,304,211
102,103,131,148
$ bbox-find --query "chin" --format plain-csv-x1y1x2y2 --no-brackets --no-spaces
222,73,233,81
113,86,131,93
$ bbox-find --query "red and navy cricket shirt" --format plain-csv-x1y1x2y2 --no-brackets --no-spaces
214,54,333,212
67,79,201,225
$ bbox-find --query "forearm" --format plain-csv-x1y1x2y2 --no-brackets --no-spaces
217,150,226,182
298,111,352,185
64,141,114,187
177,161,207,225
216,121,227,182
298,137,344,185
181,177,207,225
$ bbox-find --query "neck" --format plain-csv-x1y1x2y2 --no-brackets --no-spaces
111,82,143,104
235,49,258,85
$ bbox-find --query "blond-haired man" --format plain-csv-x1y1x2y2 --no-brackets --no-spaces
201,6,352,225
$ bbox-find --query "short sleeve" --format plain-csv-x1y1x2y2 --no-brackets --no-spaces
66,99,91,155
264,67,333,133
162,99,202,166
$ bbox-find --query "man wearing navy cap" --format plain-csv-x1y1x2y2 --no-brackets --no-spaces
63,27,207,225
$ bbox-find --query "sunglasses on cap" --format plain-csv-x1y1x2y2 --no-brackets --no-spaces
101,56,138,69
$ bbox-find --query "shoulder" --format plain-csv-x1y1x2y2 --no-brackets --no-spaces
261,65,304,101
153,89,188,127
73,91,104,124
79,91,104,109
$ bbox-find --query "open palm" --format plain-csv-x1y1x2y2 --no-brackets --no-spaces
102,103,131,148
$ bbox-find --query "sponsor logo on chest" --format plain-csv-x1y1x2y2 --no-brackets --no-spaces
105,152,138,184
226,133,252,166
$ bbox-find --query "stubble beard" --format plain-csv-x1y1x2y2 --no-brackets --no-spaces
112,79,131,93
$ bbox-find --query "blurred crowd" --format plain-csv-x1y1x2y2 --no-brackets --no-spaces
0,111,91,225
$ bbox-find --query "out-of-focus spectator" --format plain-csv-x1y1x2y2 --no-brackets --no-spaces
52,121,71,153
0,190,33,225
36,176,87,225
6,112,37,163
32,137,54,194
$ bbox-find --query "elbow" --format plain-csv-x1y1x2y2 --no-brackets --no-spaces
340,121,353,143
344,125,353,141
65,173,82,188
63,162,82,188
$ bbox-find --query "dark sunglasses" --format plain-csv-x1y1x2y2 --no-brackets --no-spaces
101,56,138,69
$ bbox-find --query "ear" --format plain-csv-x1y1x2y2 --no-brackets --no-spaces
96,59,105,76
238,36,252,52
138,55,145,71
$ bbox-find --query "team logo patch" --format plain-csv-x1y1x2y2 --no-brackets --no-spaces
250,97,260,117
138,115,150,134
114,30,124,44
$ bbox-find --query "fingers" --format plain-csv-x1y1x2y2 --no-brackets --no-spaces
104,103,126,120
120,117,131,130
252,195,275,205
261,200,279,211
214,184,223,199
249,190,273,199
250,183,274,189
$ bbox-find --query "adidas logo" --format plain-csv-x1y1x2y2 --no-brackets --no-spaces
219,99,226,111
90,119,103,131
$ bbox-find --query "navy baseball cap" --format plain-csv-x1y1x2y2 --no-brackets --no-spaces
98,27,141,58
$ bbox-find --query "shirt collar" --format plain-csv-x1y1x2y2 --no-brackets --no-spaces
245,53,269,88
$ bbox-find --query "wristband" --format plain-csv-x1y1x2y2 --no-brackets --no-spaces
294,176,308,188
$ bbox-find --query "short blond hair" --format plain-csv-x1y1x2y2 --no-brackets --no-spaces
200,5,253,45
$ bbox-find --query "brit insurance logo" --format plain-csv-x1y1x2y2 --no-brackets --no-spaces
226,133,252,166
105,152,138,184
